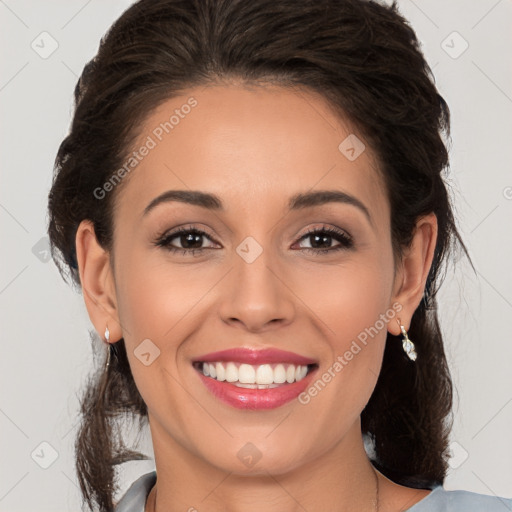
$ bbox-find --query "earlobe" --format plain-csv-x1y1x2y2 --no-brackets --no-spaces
75,220,121,342
388,213,438,336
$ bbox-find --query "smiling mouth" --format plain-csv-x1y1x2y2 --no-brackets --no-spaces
193,361,318,389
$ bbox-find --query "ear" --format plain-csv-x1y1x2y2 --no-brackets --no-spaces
388,213,438,335
75,220,121,343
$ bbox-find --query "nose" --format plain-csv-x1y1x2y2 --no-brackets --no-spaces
217,246,296,333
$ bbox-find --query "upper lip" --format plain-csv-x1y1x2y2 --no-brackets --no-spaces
193,348,318,365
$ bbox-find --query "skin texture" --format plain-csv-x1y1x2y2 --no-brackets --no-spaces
76,84,436,512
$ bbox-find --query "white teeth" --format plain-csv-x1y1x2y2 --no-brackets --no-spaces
274,364,286,384
215,362,225,381
199,361,311,385
238,364,256,383
225,362,238,382
255,364,274,384
235,382,281,389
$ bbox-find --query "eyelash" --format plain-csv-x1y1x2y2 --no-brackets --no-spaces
154,224,354,256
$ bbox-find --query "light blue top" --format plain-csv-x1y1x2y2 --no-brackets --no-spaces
114,470,512,512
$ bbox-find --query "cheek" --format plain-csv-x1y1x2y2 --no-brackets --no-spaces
112,252,200,419
293,250,394,420
114,247,214,340
112,249,222,407
294,254,394,346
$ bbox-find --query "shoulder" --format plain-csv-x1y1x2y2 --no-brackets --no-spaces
407,485,512,511
114,471,157,512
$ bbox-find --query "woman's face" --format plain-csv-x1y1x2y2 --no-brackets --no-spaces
105,84,403,474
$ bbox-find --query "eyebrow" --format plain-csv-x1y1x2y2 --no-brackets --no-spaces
143,189,372,225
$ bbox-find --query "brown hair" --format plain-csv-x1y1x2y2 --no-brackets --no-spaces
47,0,468,510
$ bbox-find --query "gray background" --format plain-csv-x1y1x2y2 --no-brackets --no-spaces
1,1,511,510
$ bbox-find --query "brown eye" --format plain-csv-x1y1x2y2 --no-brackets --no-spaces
154,227,219,255
294,226,353,253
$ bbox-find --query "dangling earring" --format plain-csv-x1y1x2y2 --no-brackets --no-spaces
104,324,111,370
397,319,417,361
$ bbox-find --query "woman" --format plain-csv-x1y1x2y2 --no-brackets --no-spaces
46,0,512,511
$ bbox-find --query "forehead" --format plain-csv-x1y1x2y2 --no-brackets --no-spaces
115,83,388,222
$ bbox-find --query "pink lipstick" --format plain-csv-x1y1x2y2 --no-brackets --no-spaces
192,348,318,410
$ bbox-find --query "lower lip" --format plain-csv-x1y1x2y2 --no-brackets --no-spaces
195,366,317,410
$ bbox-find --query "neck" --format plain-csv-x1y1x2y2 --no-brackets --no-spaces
146,418,380,512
